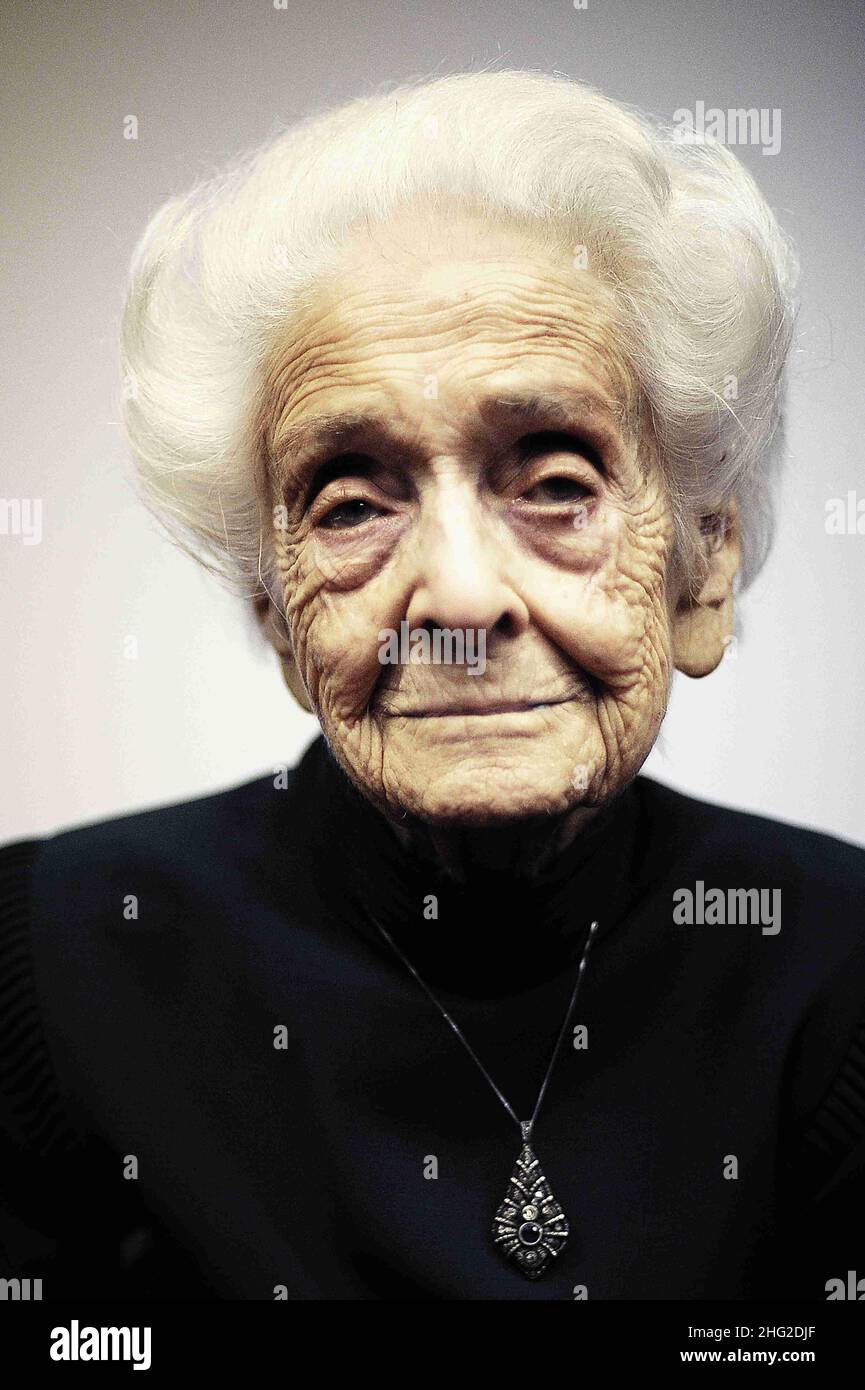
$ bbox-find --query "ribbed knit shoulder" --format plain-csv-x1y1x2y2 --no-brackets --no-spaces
0,767,299,1175
636,779,865,1184
635,774,865,899
0,838,81,1163
796,1009,865,1201
635,778,865,1205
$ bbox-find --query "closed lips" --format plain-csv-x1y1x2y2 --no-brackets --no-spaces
392,697,577,717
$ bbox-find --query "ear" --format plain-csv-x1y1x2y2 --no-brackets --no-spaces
252,592,315,714
672,497,741,678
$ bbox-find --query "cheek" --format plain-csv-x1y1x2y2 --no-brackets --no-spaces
278,526,410,721
532,510,672,682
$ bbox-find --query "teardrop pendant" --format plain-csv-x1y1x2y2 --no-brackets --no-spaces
491,1123,569,1279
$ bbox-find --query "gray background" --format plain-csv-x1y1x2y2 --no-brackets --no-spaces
1,0,863,842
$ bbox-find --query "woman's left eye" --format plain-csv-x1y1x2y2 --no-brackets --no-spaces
521,476,591,504
318,498,380,529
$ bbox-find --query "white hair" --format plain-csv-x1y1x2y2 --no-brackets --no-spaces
120,67,799,602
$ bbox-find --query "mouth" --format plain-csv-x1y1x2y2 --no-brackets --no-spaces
390,697,578,718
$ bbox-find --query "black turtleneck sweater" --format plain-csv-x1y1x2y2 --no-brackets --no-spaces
2,735,865,1300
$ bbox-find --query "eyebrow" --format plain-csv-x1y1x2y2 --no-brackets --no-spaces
488,389,628,442
267,387,629,495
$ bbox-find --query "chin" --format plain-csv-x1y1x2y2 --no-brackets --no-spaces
382,755,589,827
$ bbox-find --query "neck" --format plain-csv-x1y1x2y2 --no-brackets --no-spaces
387,804,601,883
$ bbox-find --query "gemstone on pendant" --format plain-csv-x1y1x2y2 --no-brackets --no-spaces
492,1143,569,1279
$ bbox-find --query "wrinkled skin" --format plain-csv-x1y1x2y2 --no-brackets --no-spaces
258,209,740,875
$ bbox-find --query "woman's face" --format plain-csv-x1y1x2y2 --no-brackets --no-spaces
262,210,698,825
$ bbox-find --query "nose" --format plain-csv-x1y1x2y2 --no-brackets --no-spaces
404,478,529,637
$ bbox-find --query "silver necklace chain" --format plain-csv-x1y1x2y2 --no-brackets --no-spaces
367,913,600,1140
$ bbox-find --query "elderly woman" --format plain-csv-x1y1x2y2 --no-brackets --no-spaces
2,69,864,1303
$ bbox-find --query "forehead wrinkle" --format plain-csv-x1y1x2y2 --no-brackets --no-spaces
299,280,625,363
277,245,631,365
266,324,636,442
